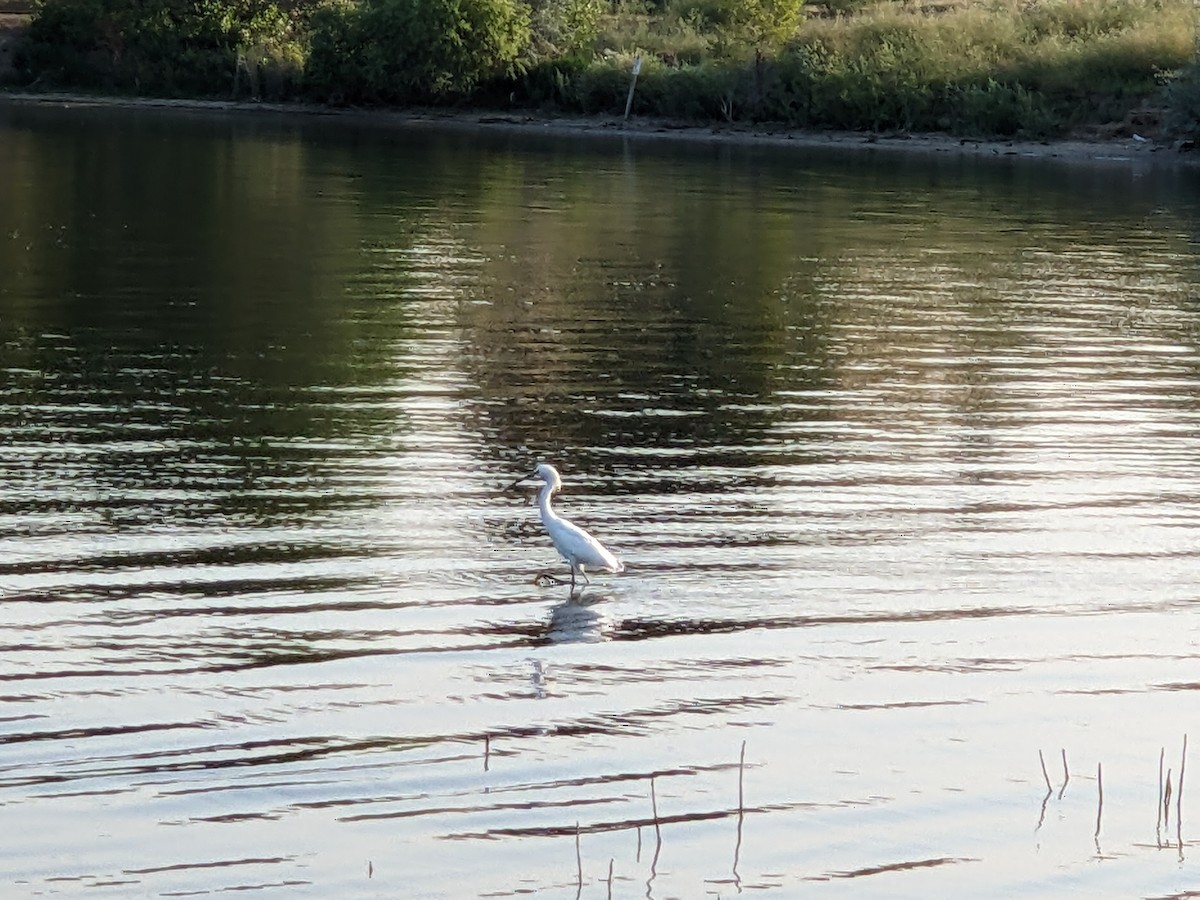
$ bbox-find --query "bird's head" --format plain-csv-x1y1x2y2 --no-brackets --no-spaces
510,462,563,493
533,463,562,490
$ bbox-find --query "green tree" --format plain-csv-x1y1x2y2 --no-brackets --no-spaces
529,0,603,59
721,0,804,58
716,0,804,117
306,0,531,103
22,0,304,95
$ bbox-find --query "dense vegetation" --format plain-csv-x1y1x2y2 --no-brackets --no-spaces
10,0,1200,140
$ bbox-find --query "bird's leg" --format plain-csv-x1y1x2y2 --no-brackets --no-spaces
580,566,591,586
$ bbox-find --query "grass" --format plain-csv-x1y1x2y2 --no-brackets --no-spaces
566,0,1197,137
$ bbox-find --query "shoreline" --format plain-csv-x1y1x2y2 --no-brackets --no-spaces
1,88,1193,168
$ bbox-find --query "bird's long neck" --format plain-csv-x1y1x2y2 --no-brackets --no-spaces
537,483,562,525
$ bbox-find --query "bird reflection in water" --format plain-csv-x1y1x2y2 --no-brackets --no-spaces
523,595,614,706
545,593,614,644
528,658,548,699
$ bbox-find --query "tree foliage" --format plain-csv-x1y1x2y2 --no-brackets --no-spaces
1165,62,1200,142
661,0,803,58
22,0,304,96
305,0,531,103
728,0,804,56
528,0,604,59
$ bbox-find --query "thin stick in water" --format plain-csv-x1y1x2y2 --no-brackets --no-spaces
1095,762,1103,840
607,858,614,900
1159,747,1166,837
734,741,746,882
650,776,662,842
1059,748,1070,798
1166,769,1174,830
1179,735,1188,822
575,821,582,890
484,734,490,772
1178,733,1188,854
646,782,664,897
739,740,747,811
1039,750,1052,792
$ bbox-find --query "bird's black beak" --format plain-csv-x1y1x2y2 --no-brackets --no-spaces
508,470,536,490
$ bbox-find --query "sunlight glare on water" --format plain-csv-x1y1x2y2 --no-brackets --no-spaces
2,104,1200,897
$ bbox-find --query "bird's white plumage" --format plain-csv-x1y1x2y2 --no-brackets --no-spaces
516,463,624,587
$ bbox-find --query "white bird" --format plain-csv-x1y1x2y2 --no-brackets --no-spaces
510,463,624,589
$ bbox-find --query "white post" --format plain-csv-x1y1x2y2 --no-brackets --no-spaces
623,55,643,122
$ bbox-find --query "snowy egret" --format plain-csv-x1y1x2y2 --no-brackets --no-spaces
510,463,624,589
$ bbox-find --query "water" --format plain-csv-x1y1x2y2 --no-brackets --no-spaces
2,102,1200,898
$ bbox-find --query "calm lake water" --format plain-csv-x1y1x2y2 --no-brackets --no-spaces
2,102,1200,898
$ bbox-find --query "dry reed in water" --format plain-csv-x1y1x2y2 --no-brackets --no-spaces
1177,734,1188,856
1166,769,1174,829
735,741,747,880
575,822,582,890
650,777,661,842
1178,735,1188,827
739,741,746,810
1159,747,1166,837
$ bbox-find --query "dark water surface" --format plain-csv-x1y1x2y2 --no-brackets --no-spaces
3,103,1200,897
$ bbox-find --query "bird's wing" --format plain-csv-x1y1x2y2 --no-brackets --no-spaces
556,518,622,571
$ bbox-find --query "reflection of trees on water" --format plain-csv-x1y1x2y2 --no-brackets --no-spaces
7,108,1200,532
802,162,1200,485
453,149,842,483
0,111,510,526
450,145,1200,503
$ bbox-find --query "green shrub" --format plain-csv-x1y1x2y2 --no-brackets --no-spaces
529,0,605,58
301,1,363,102
573,55,632,113
635,60,738,118
570,54,733,119
1165,62,1200,141
1020,0,1151,41
942,78,1058,138
305,0,530,103
668,0,734,29
21,0,110,86
727,0,805,57
518,55,591,105
22,0,304,96
593,4,715,66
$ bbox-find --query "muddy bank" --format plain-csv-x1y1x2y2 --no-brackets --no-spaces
0,88,1193,168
